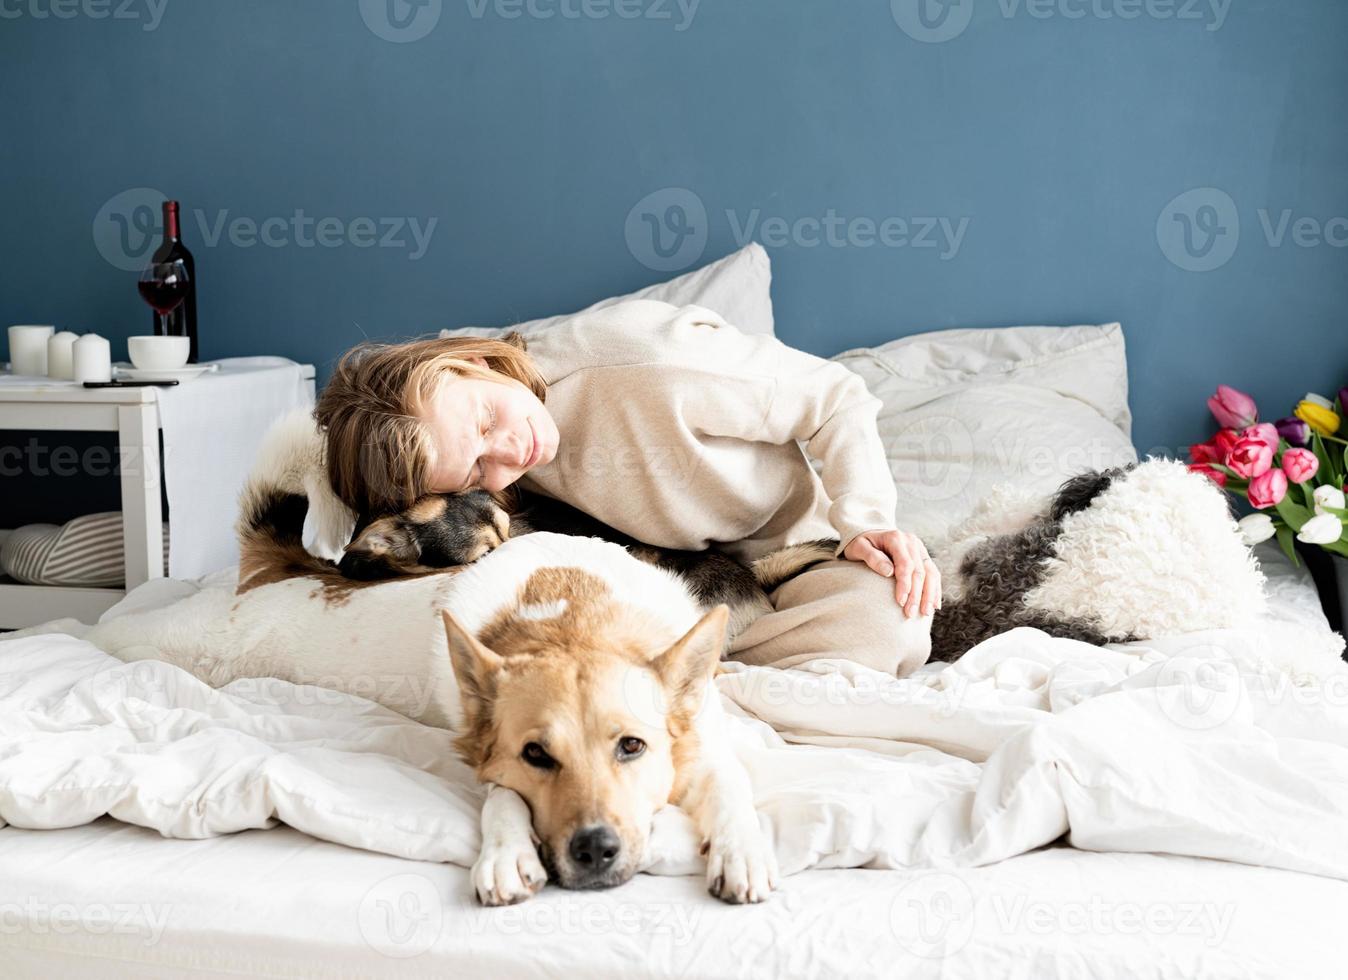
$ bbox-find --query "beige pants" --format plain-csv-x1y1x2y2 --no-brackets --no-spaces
726,558,933,677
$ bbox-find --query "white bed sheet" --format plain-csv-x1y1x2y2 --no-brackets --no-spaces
1,543,1343,978
0,817,1342,979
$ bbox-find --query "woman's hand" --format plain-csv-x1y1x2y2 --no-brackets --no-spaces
843,529,941,619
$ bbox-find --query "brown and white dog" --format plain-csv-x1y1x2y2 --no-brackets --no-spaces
87,411,836,904
432,530,780,903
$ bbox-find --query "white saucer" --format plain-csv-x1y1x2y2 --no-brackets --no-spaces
115,364,216,382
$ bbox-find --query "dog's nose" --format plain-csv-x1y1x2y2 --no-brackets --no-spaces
568,825,621,872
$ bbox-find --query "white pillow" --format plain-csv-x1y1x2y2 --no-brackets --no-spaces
439,242,774,340
832,324,1137,547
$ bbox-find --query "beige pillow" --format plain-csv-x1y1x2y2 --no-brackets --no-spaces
832,324,1137,547
439,242,774,341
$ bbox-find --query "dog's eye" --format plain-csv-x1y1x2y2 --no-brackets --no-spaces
617,737,645,761
521,742,557,770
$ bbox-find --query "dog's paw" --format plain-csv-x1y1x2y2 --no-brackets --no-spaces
472,840,547,907
703,822,779,905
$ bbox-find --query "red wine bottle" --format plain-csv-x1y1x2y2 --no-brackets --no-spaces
150,200,198,362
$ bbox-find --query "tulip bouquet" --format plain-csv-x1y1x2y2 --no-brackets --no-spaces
1189,384,1348,563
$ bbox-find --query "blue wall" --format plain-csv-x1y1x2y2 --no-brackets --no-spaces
2,0,1346,459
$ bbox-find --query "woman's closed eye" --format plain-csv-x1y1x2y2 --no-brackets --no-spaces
464,404,497,491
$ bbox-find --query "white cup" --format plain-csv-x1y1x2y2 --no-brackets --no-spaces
7,325,54,376
72,333,112,383
127,335,191,371
47,331,79,380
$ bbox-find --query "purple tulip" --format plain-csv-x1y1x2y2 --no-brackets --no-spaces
1339,387,1348,415
1275,416,1310,447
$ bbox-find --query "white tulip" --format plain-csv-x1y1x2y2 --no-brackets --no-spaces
1313,484,1346,516
1304,392,1334,410
1297,513,1344,546
1238,512,1277,545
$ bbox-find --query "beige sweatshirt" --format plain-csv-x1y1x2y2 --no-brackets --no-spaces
515,300,898,565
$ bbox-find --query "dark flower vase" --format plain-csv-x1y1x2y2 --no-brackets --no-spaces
1297,543,1345,640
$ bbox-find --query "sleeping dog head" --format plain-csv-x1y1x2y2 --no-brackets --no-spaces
339,490,512,579
441,587,727,891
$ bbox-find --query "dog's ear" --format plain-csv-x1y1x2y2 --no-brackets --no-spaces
441,608,504,708
340,517,421,579
651,604,728,715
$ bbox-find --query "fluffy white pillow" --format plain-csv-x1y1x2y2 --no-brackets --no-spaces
439,242,774,340
832,324,1137,547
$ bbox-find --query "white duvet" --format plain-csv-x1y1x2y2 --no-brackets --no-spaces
2,547,1346,888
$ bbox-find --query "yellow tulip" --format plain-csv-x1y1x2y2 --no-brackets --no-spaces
1295,400,1342,437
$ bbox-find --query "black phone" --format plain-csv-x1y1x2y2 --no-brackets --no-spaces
82,380,180,388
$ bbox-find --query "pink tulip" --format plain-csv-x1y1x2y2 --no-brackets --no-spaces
1241,423,1279,452
1281,448,1319,484
1227,437,1274,479
1188,463,1228,488
1207,385,1258,429
1248,468,1288,509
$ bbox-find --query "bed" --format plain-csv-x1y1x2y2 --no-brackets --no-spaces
1,540,1344,978
2,820,1343,979
3,262,1345,978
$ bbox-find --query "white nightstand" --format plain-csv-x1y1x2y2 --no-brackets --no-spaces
0,363,315,628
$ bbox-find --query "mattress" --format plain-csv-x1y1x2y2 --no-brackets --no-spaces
1,817,1343,980
0,543,1343,979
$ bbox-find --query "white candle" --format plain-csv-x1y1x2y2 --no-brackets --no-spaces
72,333,112,383
47,331,78,380
7,325,54,376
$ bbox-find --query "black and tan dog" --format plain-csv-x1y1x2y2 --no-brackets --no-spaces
241,480,840,651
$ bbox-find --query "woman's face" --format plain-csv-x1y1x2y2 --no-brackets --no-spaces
419,359,559,494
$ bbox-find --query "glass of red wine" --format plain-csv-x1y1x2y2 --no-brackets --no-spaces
137,259,190,337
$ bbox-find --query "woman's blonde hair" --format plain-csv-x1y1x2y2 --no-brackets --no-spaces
314,331,544,517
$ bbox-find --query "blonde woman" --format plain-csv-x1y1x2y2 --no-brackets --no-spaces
314,299,936,676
